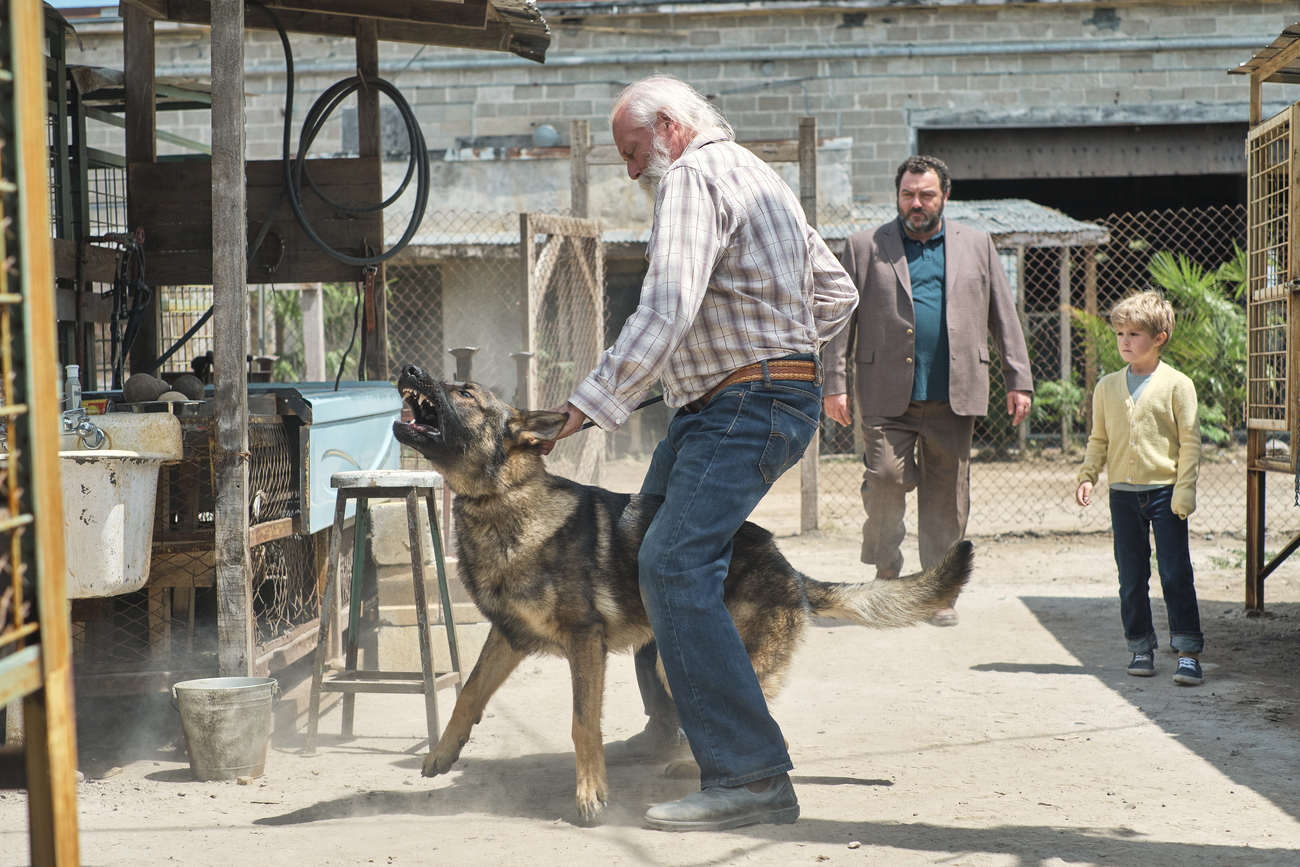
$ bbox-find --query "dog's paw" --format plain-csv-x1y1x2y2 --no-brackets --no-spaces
421,748,459,777
575,785,608,826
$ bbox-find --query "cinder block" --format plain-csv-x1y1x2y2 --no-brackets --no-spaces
376,621,491,673
378,600,484,627
368,500,453,568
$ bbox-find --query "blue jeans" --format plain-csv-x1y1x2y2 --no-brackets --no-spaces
1109,486,1203,655
633,365,821,788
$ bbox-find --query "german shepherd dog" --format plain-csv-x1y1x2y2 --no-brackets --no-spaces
392,364,971,823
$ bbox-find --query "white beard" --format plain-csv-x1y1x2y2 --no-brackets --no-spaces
638,136,676,205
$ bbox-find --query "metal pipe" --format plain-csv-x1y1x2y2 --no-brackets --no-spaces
154,33,1266,77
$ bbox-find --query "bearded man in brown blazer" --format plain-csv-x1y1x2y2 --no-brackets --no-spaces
821,155,1033,626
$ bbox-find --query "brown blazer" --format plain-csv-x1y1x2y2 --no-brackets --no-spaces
822,218,1033,418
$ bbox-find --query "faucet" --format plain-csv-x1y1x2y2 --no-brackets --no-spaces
60,363,106,449
62,407,107,450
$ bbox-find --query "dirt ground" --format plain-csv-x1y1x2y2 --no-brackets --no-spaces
4,489,1300,864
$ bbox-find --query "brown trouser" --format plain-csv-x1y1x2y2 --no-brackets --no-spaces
860,400,974,576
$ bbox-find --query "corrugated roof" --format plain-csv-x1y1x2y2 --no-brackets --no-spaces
605,199,1110,248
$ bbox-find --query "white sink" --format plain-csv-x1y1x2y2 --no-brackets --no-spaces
57,413,183,598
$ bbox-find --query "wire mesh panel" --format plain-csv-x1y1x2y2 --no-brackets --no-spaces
1246,107,1293,439
812,204,1275,541
522,213,606,485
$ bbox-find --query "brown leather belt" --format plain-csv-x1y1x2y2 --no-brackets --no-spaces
684,359,819,412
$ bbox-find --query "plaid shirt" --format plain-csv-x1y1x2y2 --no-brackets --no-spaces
570,136,858,430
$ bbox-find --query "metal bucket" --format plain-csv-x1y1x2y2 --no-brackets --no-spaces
172,677,278,781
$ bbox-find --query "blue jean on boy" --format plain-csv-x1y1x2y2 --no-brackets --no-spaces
1109,485,1203,655
632,359,821,789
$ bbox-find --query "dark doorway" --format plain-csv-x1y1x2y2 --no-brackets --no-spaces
953,174,1245,221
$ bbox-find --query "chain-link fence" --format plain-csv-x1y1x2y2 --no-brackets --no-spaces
384,208,607,486
812,203,1290,543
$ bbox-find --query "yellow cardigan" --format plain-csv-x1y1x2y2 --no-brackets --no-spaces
1076,361,1201,518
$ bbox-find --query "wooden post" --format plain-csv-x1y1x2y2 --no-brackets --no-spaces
302,284,327,380
1083,246,1098,429
797,117,819,533
1015,246,1028,456
518,214,538,410
1058,247,1072,452
123,4,159,375
212,0,254,676
570,119,589,218
357,22,388,381
13,1,80,860
1246,433,1265,610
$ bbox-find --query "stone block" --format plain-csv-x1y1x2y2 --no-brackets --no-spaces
376,621,491,673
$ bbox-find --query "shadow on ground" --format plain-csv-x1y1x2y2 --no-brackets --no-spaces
249,747,1297,865
978,594,1300,829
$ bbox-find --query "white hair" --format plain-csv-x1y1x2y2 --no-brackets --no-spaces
610,75,734,142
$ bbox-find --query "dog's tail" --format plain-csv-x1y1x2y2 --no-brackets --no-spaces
802,540,973,628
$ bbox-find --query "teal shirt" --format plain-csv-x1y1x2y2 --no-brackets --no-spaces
901,218,949,402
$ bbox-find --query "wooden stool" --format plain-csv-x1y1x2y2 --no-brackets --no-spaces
304,469,463,754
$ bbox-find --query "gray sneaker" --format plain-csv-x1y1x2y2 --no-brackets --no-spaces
644,772,799,831
1126,651,1156,677
1173,656,1204,686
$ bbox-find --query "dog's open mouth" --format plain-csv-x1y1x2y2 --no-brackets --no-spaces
397,385,443,443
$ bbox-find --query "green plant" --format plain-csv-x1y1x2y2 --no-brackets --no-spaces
1029,377,1087,428
1072,248,1246,442
269,282,365,382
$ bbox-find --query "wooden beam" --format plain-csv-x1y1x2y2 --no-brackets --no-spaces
263,0,487,29
357,20,388,381
570,119,589,218
51,239,118,284
1255,37,1300,84
12,0,80,860
145,0,536,55
129,158,384,285
211,0,254,677
519,214,537,410
123,4,160,376
797,117,819,534
590,138,807,167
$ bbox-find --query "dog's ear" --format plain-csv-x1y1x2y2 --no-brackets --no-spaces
513,409,569,449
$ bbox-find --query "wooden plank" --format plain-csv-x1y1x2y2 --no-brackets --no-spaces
249,516,295,547
128,158,383,284
590,138,804,167
13,0,80,859
1254,35,1300,84
797,117,818,534
264,0,487,29
356,21,388,381
51,239,118,284
570,119,589,218
519,214,537,410
211,0,254,678
528,213,601,239
149,0,533,53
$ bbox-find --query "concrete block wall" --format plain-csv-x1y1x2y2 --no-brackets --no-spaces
367,500,489,675
64,2,1290,202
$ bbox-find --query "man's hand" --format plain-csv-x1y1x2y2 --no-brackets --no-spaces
1007,390,1032,427
1076,481,1093,508
539,402,589,456
823,392,852,427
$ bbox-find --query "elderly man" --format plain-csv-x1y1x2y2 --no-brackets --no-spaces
547,76,857,830
822,155,1033,625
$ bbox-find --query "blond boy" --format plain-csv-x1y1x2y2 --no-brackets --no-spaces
1075,291,1205,685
